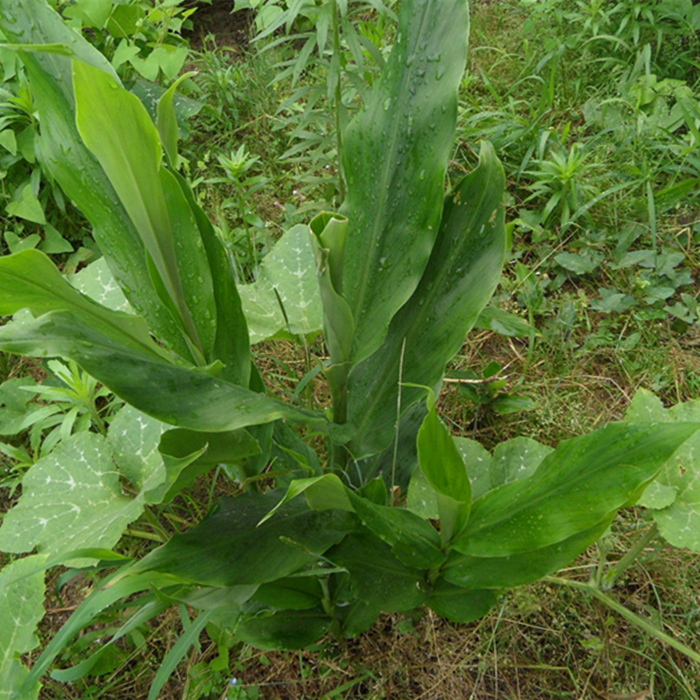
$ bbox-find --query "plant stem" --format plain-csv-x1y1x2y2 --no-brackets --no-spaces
544,575,700,665
602,522,659,590
329,365,349,475
331,0,346,201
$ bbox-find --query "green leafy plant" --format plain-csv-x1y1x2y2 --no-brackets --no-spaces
0,1,699,697
238,0,397,202
0,358,118,490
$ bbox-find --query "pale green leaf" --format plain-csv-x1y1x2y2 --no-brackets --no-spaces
626,388,668,422
0,432,146,562
455,437,493,501
107,405,167,492
637,480,677,509
652,431,700,550
239,225,323,344
70,257,133,313
491,437,553,487
39,224,73,254
0,556,46,700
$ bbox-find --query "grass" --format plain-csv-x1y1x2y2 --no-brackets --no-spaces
1,0,700,697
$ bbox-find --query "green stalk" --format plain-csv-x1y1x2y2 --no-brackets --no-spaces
235,181,256,269
329,365,350,475
544,575,700,665
331,0,346,201
602,522,659,590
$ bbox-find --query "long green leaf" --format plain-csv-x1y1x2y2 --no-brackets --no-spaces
131,492,356,587
73,59,208,358
327,532,428,615
0,0,188,357
452,422,700,557
156,71,197,166
443,516,613,590
340,0,469,364
426,580,499,624
0,250,170,360
0,312,337,436
236,609,330,650
171,170,251,385
347,142,506,458
416,390,471,545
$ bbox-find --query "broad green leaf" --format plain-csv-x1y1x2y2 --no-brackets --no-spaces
73,59,208,359
0,250,168,359
0,311,336,436
347,491,444,569
108,404,168,492
236,609,329,651
406,465,439,520
652,400,700,550
0,377,38,435
254,577,323,611
156,427,260,503
426,580,499,623
0,432,147,561
453,422,699,557
626,392,700,550
107,4,145,38
491,437,553,488
63,0,112,29
0,556,45,700
132,492,356,586
239,225,323,344
347,142,506,459
625,388,667,422
40,225,73,254
455,438,493,501
328,532,428,615
0,0,188,357
341,0,470,364
637,481,677,510
0,129,17,155
70,257,132,313
444,517,612,590
416,391,471,544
